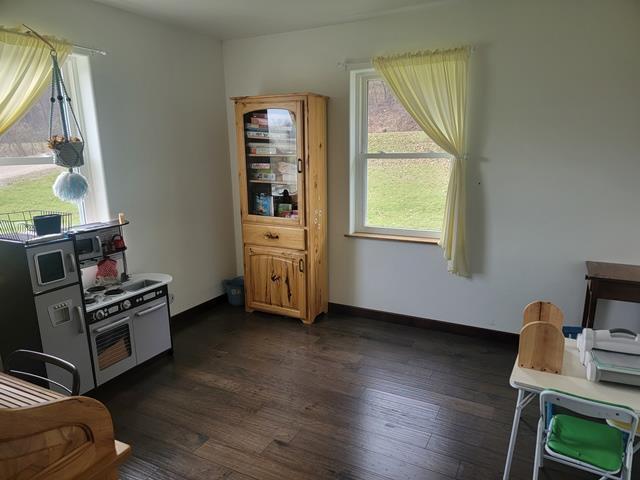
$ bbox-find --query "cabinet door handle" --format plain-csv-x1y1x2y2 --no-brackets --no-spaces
297,158,303,173
93,317,130,334
264,232,279,240
135,303,166,317
75,306,85,334
299,259,304,272
67,253,77,273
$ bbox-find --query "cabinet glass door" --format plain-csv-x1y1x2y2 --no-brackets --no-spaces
241,102,304,225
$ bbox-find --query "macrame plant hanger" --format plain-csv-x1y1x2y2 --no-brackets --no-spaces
27,25,89,201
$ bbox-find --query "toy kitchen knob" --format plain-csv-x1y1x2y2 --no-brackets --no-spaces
95,310,105,320
121,299,131,309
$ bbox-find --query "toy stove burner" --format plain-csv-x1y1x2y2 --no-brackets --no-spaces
104,288,125,296
84,297,98,305
86,285,106,293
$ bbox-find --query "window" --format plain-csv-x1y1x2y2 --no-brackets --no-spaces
349,69,451,240
0,53,99,225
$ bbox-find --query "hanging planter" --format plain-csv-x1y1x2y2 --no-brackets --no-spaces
20,25,89,202
49,135,84,168
47,47,88,201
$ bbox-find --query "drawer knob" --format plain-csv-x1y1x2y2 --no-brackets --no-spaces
264,232,280,240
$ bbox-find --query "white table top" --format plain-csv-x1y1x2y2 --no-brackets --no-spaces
510,339,640,412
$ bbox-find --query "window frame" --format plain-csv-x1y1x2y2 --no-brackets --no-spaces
349,68,452,240
0,52,98,223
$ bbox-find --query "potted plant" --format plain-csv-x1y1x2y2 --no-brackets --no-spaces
48,135,84,168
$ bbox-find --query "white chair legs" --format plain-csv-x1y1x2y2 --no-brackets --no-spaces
532,417,544,480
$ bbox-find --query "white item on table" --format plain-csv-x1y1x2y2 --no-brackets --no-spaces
577,328,640,365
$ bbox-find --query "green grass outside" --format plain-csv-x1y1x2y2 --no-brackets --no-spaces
367,132,450,232
0,171,81,224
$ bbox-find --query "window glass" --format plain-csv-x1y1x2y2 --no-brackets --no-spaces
0,58,84,224
352,72,451,237
0,165,81,223
0,88,63,158
366,158,449,232
366,79,445,154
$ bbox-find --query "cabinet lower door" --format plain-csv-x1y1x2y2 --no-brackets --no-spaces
245,246,306,319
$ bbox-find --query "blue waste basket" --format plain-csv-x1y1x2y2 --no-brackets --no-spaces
223,276,244,306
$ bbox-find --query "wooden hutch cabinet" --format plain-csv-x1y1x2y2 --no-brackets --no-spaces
232,93,328,324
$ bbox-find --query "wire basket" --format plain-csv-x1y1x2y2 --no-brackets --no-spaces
0,210,73,242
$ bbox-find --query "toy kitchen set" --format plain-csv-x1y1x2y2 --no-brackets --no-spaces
0,211,173,394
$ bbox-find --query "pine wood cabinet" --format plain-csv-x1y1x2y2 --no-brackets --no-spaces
232,93,328,324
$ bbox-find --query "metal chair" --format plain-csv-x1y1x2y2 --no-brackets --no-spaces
4,349,80,396
534,389,638,480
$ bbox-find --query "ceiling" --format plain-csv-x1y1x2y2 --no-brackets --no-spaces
89,0,442,40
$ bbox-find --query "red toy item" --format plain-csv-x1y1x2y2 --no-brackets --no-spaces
111,234,126,251
96,257,118,281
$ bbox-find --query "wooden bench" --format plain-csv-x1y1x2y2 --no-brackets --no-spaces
0,372,130,479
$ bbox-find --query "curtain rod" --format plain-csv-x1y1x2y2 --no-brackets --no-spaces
0,26,107,56
337,58,371,70
338,46,476,70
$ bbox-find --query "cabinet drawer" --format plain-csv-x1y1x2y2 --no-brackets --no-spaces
243,224,305,250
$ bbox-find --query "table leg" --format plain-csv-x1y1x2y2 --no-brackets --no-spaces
582,282,599,329
582,285,591,328
503,389,537,479
586,292,598,329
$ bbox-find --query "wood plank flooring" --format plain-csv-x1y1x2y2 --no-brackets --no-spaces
94,305,620,480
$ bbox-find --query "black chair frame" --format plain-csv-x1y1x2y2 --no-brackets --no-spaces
4,349,80,396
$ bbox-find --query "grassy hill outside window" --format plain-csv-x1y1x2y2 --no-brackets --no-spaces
373,47,470,276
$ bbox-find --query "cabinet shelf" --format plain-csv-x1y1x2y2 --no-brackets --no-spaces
246,154,296,158
245,126,293,133
78,251,124,268
249,180,296,185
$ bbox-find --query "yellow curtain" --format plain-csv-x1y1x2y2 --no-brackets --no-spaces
0,29,72,135
373,47,470,276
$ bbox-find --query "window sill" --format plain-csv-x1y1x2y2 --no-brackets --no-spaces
345,232,440,245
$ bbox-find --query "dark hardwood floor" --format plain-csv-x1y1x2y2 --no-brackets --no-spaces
94,305,613,480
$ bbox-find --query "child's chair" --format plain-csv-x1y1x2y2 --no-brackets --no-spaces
534,390,638,480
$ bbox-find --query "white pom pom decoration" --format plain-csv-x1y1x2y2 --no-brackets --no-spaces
53,170,89,202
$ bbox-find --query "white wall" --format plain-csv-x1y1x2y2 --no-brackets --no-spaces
223,0,640,333
4,0,237,314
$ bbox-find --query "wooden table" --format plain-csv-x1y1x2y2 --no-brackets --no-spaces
503,339,640,479
582,261,640,328
0,372,130,480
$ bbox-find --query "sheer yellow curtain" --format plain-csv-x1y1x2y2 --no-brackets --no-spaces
0,29,72,135
373,47,470,276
